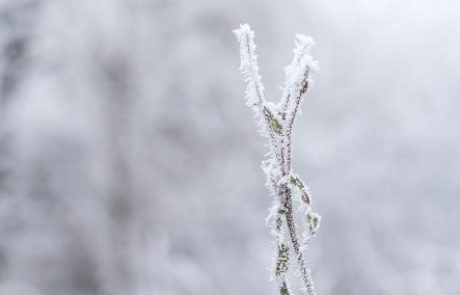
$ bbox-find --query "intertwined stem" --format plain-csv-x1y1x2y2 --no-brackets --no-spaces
234,24,320,295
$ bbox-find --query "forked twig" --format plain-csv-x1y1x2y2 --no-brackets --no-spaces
234,24,321,295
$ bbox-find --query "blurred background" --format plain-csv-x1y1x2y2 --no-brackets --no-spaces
1,0,460,294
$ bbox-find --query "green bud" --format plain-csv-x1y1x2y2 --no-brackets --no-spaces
307,212,321,233
274,243,290,276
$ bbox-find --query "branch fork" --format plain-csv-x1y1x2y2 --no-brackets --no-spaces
234,24,320,295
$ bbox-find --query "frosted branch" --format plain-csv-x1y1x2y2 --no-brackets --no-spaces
234,24,321,295
281,34,318,172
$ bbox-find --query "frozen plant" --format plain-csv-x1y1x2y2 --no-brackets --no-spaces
234,24,321,295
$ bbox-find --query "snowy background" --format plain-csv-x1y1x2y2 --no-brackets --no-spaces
1,0,460,294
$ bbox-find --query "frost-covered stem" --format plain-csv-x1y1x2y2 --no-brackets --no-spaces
272,178,316,295
281,36,316,172
235,24,320,295
283,188,316,295
278,38,317,295
285,77,308,172
270,181,292,295
234,24,283,168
